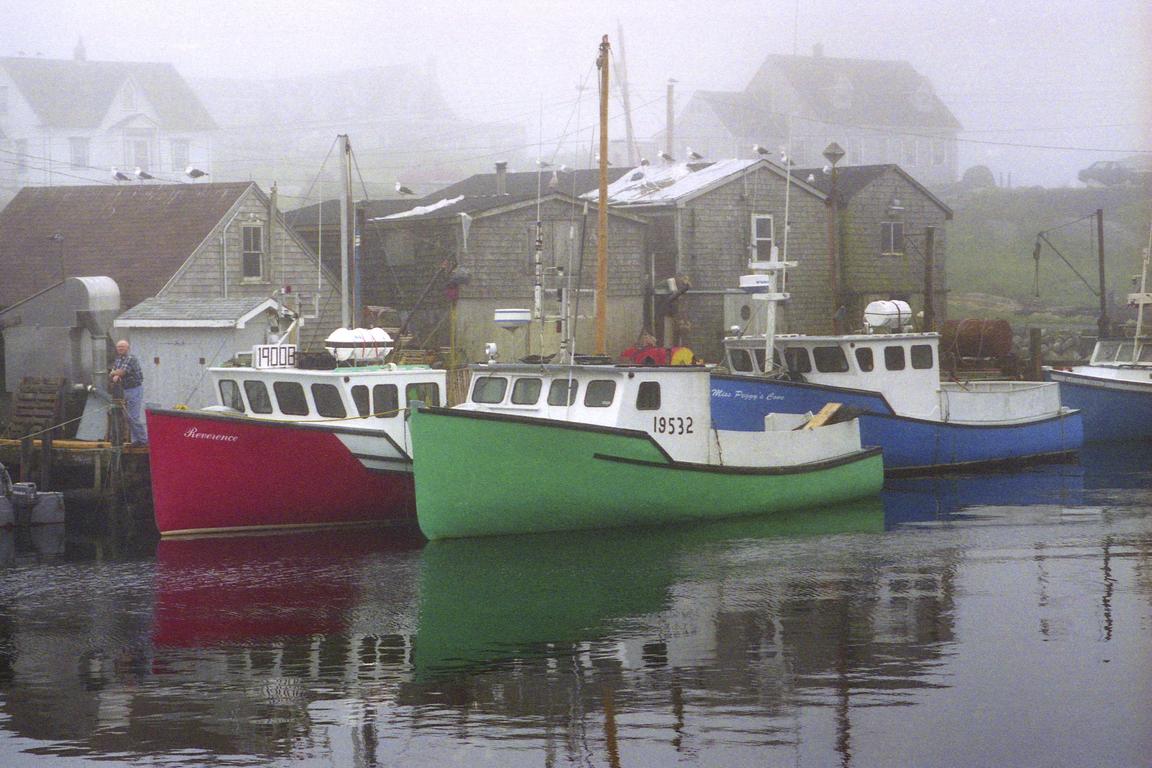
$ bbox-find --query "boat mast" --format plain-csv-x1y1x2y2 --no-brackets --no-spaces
595,35,610,355
1136,216,1152,345
339,134,352,329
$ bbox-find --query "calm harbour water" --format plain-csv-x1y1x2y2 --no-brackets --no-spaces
0,442,1150,767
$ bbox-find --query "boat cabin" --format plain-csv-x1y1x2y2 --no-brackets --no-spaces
724,332,943,417
1089,339,1152,367
209,364,445,431
460,363,719,463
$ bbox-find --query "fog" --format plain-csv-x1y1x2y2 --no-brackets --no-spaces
3,0,1149,191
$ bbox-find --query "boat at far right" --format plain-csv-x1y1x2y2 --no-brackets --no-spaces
1045,232,1152,442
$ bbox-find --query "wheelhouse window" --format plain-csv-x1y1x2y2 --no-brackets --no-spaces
243,380,272,414
884,346,906,371
242,225,264,280
219,379,244,411
584,380,616,408
311,383,346,418
729,348,755,373
636,381,661,410
855,347,874,372
881,221,905,255
911,344,934,370
752,215,774,261
471,376,508,404
374,384,399,416
406,382,441,407
351,385,370,417
784,347,812,374
511,377,542,405
274,381,309,415
813,346,849,373
547,379,578,406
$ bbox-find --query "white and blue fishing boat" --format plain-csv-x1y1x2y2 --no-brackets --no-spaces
711,252,1083,474
1045,233,1152,442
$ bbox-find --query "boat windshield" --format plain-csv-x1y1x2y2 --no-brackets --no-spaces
1092,340,1137,365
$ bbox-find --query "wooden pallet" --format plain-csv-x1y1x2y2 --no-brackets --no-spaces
5,377,66,438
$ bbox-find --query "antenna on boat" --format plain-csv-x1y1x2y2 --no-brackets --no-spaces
339,134,352,329
1134,212,1152,344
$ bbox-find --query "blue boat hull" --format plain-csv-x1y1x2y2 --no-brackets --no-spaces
1045,370,1152,442
711,374,1082,473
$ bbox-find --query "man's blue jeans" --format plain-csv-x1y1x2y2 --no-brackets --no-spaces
124,385,147,444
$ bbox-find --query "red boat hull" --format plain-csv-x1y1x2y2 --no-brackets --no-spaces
147,409,417,536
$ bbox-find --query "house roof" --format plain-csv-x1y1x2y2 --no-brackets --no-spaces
0,182,253,310
284,198,419,228
748,53,962,131
793,164,953,218
114,296,290,328
688,90,789,142
425,167,630,200
371,189,645,224
594,158,825,207
0,56,216,130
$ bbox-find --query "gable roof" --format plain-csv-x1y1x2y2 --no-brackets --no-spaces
687,90,789,141
595,158,825,207
793,163,953,218
748,53,961,131
0,57,216,130
371,189,646,225
0,182,253,310
284,198,419,228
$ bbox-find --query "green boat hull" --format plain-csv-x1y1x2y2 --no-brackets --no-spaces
410,407,884,540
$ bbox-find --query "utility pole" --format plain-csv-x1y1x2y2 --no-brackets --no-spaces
1096,208,1108,338
595,35,610,355
269,182,278,289
665,79,676,159
823,142,845,332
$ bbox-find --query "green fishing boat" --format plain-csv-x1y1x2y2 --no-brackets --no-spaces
410,363,883,540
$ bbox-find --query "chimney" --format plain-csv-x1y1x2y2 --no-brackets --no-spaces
73,36,87,62
812,43,824,58
495,161,507,195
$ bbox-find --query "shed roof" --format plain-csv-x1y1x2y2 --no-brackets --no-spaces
0,182,253,310
0,56,216,130
594,158,825,207
114,296,289,328
793,164,953,218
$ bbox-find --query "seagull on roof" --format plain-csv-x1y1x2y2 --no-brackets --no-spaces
185,165,208,179
548,171,559,190
112,167,130,182
753,144,770,156
537,159,553,168
639,157,650,166
822,165,832,175
658,150,675,163
686,147,703,161
395,181,416,196
806,173,816,183
134,166,154,180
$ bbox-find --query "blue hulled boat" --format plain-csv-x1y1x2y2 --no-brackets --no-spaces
711,252,1082,475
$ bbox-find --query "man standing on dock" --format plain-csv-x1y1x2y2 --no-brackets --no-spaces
110,339,147,446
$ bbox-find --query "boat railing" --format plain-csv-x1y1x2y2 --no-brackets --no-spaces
939,380,1063,423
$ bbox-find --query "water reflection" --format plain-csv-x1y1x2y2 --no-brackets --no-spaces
0,456,1148,766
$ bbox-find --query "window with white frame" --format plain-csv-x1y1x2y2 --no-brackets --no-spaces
881,221,905,256
242,225,264,279
170,139,190,172
751,214,774,261
69,137,90,169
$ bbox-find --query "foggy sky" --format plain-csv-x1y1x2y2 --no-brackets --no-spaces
3,0,1150,187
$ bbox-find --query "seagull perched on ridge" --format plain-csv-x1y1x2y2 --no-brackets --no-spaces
686,147,703,161
112,167,130,182
395,181,416,196
185,165,208,179
658,150,675,163
134,166,154,180
753,144,770,156
639,157,650,166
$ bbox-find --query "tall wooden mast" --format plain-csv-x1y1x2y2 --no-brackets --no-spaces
595,35,610,355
